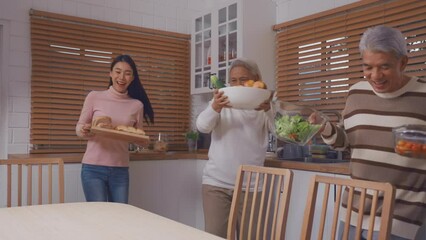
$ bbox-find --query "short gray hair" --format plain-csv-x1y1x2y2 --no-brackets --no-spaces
359,25,407,59
229,58,262,80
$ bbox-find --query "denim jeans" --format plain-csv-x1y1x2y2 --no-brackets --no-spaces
337,221,410,240
81,164,129,203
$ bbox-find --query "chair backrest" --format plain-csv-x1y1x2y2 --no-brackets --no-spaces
227,165,293,240
300,175,395,240
0,158,65,207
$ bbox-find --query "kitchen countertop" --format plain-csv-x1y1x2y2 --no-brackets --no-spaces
8,151,350,175
265,158,349,175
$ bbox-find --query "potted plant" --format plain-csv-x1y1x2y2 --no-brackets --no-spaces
185,130,199,152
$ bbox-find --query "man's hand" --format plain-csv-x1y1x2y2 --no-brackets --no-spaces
308,112,326,133
212,89,231,113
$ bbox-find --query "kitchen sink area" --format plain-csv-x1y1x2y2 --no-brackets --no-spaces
273,141,349,164
276,157,349,164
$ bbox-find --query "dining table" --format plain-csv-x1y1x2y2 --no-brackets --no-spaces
0,202,225,240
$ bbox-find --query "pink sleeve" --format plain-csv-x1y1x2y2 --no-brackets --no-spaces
76,92,95,137
135,104,144,129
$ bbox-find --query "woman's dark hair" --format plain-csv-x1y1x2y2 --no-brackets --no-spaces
109,54,154,124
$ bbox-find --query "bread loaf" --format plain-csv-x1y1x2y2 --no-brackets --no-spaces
92,116,113,129
135,128,145,135
115,125,146,135
115,125,128,131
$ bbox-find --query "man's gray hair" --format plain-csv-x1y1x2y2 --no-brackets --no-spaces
229,58,262,80
359,25,407,59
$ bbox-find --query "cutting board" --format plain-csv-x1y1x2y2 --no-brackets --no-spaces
91,126,150,143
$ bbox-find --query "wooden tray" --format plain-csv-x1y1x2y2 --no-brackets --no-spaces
91,126,150,143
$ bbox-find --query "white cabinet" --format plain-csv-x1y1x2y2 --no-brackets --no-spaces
192,11,212,94
191,2,237,94
191,0,276,94
129,159,207,230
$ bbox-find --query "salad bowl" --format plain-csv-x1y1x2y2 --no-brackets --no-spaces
272,101,327,146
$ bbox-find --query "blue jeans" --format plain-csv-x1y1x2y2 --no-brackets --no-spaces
81,164,129,203
337,221,409,240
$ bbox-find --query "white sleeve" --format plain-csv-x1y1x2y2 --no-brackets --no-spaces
196,102,220,134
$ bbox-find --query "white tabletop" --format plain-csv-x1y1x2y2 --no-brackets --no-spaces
0,202,224,240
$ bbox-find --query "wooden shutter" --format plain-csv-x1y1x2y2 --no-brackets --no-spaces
30,9,191,153
273,0,426,118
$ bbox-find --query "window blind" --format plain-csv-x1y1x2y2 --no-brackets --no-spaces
273,0,426,121
30,9,191,153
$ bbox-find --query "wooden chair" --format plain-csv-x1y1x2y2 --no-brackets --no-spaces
0,158,65,207
227,165,293,240
301,175,396,240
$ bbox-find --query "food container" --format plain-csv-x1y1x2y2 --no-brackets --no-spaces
309,144,330,159
153,133,168,152
272,101,327,146
393,124,426,159
309,144,329,155
220,86,272,110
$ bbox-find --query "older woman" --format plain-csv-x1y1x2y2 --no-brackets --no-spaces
196,58,274,238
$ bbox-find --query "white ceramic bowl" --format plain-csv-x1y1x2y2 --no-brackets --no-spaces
220,86,271,110
272,101,327,146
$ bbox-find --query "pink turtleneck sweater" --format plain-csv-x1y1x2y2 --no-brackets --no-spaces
76,86,144,167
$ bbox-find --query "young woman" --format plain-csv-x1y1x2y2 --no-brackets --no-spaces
76,54,154,203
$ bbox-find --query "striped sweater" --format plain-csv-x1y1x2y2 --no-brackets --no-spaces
321,76,426,239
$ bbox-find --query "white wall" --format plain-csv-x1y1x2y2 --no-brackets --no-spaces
0,0,360,156
0,0,227,155
275,0,359,23
0,21,10,159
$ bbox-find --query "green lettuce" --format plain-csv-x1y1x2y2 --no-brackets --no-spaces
275,114,321,144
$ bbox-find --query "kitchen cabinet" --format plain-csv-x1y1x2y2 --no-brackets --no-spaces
191,0,276,94
129,159,207,230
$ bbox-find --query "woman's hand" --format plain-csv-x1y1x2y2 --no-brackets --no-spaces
255,99,271,111
80,123,94,137
211,89,230,113
255,91,273,112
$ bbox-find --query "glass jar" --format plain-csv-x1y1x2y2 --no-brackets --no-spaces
153,133,168,152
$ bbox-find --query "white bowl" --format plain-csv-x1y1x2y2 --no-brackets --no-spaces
220,86,271,110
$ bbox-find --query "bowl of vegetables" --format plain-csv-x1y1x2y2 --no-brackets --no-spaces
393,124,426,159
272,101,327,146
